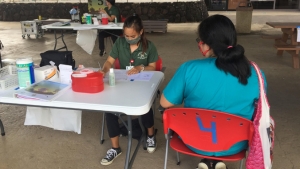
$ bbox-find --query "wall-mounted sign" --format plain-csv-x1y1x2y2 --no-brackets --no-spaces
88,0,106,13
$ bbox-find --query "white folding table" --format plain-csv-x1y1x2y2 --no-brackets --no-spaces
0,71,164,169
41,22,123,51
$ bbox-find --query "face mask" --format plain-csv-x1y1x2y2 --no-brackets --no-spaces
125,35,141,45
198,41,210,56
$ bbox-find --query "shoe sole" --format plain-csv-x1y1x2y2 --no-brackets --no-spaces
100,152,122,166
198,162,209,169
147,145,157,153
215,162,227,169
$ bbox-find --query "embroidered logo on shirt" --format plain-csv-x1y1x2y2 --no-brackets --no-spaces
137,52,148,59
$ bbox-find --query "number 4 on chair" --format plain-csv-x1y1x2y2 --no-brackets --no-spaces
196,117,218,144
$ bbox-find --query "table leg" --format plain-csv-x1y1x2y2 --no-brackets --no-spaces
124,115,132,169
127,116,146,168
0,119,5,136
292,51,299,69
276,29,290,56
123,115,147,169
291,30,299,68
53,30,68,51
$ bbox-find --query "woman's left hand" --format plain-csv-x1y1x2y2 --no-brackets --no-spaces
127,66,142,75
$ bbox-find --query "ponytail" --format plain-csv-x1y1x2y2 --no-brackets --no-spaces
198,14,251,85
215,44,251,85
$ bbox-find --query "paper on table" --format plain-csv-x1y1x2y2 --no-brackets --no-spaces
128,72,154,81
59,64,73,84
103,70,154,82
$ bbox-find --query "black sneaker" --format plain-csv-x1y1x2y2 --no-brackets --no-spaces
146,135,157,153
100,148,122,165
99,50,106,57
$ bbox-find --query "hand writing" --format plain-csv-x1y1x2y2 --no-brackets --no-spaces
127,66,141,75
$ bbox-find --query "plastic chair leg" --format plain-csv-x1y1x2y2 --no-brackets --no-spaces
239,158,244,169
164,133,170,169
100,113,106,144
176,151,181,165
0,119,5,136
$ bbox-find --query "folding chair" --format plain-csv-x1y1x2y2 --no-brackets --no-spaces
100,56,165,144
163,108,254,169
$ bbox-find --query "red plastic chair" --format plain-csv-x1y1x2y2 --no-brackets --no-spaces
163,108,254,169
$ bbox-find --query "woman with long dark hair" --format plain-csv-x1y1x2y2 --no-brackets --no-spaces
99,14,158,165
160,15,267,169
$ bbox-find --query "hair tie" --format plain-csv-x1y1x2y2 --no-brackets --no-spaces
227,46,233,49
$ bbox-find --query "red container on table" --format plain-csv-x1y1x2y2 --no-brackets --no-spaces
102,18,108,25
71,72,104,93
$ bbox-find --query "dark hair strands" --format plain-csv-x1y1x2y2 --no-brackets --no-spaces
123,14,148,53
198,15,251,85
106,0,115,6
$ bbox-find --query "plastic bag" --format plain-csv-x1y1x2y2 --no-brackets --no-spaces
70,8,77,15
76,30,97,55
24,107,82,134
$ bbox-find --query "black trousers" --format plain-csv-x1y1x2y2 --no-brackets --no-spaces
106,108,154,138
98,30,122,51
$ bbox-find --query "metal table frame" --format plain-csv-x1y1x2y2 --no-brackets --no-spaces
0,71,164,169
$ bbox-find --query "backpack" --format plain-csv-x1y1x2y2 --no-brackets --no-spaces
40,50,75,70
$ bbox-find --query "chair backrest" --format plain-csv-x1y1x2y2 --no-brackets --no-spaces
121,15,126,23
114,56,163,71
163,108,254,152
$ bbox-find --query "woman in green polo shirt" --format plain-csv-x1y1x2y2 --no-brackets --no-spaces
98,14,159,166
98,0,122,57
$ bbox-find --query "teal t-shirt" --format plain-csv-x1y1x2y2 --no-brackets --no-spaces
163,58,267,156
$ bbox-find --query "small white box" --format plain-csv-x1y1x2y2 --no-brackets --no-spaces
34,65,59,83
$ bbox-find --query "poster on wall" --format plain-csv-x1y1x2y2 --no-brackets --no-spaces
88,0,106,13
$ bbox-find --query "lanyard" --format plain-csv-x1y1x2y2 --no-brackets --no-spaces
129,59,134,66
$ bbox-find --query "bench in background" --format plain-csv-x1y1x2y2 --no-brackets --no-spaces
143,20,168,33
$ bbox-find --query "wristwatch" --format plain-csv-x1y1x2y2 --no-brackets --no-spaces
140,64,145,72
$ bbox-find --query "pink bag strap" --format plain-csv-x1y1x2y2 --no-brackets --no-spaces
250,61,269,106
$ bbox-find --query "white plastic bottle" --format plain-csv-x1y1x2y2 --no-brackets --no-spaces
109,68,115,86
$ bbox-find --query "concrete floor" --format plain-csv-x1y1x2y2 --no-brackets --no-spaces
0,9,300,169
